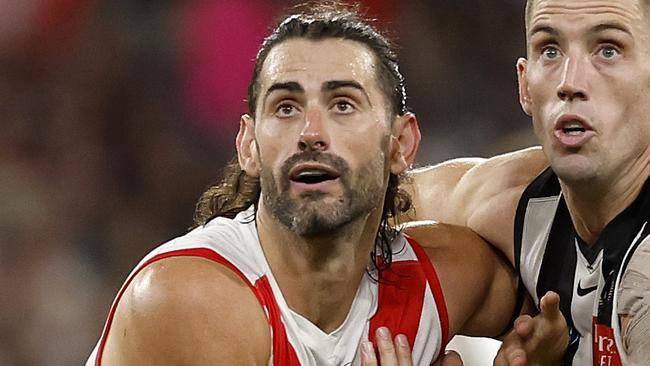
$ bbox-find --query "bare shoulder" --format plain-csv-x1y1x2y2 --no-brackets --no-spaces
405,147,548,263
406,157,486,222
403,222,517,337
406,146,547,222
459,146,547,194
101,256,271,366
402,221,485,251
402,222,502,271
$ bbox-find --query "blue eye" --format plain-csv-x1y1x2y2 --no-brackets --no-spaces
600,46,619,59
542,46,560,59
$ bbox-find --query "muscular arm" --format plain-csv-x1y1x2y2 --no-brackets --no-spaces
404,147,547,264
101,257,271,366
405,222,568,366
404,222,517,338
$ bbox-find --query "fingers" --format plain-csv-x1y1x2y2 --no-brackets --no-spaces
495,292,569,366
395,334,413,365
539,291,561,320
439,350,463,366
360,327,413,366
514,291,562,340
539,291,569,360
376,327,399,364
361,341,378,366
513,314,534,339
493,333,527,366
501,348,526,366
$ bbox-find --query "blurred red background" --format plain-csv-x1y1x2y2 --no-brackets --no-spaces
0,1,533,365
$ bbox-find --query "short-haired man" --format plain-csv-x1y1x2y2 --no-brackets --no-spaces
408,0,650,364
85,3,565,366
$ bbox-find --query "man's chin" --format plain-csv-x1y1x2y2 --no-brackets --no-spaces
288,193,347,211
287,211,351,237
551,155,601,183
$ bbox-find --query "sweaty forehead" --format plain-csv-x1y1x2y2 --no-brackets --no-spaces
527,0,648,31
259,38,378,90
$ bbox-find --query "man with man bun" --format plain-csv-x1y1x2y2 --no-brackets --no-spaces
86,2,566,365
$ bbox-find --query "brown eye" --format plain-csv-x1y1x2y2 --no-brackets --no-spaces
333,101,354,114
275,104,298,118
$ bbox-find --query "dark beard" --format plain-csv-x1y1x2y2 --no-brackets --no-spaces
260,150,387,237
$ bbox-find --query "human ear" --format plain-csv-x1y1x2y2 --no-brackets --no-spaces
389,112,421,175
517,58,533,116
236,114,260,177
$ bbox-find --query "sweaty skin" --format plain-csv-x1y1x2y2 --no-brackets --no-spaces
98,38,522,366
406,148,568,366
407,1,650,363
522,0,650,247
99,221,520,365
405,147,548,265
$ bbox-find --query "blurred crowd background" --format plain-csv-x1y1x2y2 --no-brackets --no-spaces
0,1,537,365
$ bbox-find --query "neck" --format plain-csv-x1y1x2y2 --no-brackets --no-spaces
560,155,650,245
255,199,384,333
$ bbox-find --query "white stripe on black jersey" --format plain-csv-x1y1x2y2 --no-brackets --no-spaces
514,169,650,365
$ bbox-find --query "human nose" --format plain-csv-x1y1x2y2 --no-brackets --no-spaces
298,107,329,151
556,55,589,102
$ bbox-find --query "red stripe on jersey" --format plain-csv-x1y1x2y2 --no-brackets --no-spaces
369,257,425,351
368,237,449,363
94,248,300,365
407,236,450,349
368,237,443,358
254,276,301,365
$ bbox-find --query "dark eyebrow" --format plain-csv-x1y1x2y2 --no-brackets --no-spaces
529,25,559,39
591,22,632,36
322,80,373,106
263,81,304,105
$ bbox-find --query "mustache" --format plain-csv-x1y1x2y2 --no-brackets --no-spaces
280,151,349,178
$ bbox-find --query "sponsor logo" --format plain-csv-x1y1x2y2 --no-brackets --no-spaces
577,281,598,296
592,317,622,366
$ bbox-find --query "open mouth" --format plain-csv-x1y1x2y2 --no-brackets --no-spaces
553,115,595,147
555,115,593,134
290,169,339,184
561,121,587,135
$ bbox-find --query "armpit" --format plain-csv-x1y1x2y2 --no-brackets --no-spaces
618,238,650,365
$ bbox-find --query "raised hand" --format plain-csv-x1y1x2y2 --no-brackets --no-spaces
493,291,568,366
